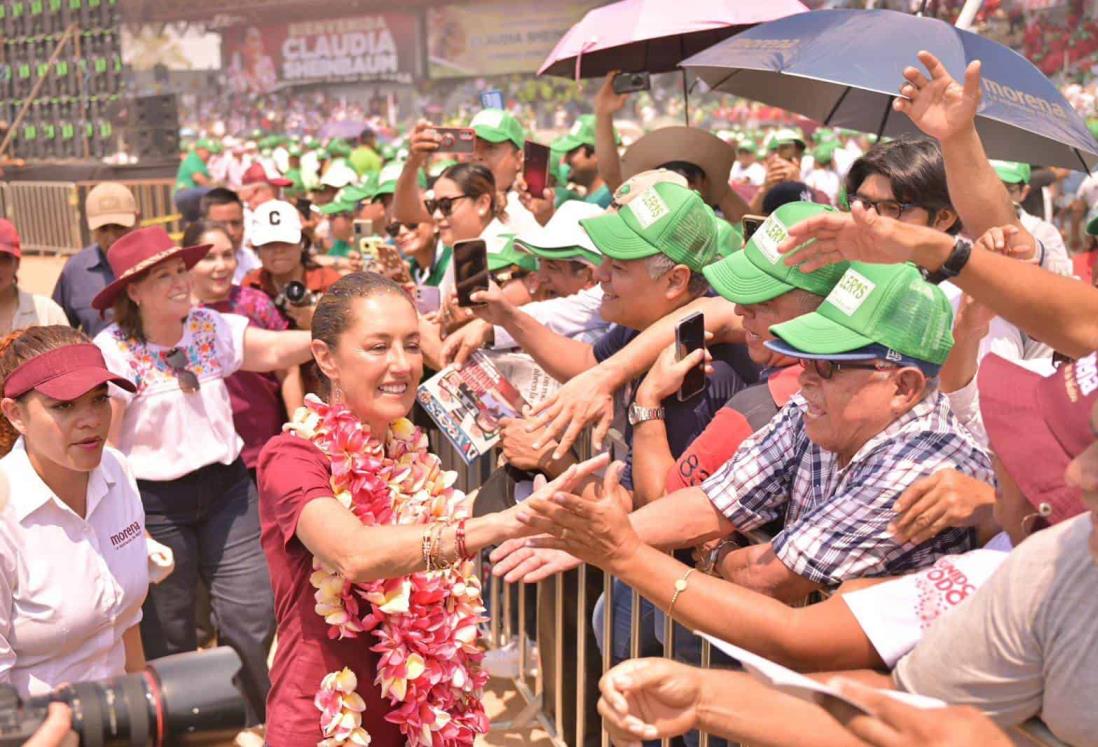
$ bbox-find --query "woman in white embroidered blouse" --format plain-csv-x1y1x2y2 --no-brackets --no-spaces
88,227,313,727
0,326,146,696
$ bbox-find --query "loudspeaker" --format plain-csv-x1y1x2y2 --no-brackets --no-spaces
129,126,180,160
133,93,178,129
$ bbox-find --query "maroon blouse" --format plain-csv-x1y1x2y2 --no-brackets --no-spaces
257,433,403,747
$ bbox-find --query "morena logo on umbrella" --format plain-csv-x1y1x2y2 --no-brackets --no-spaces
982,77,1069,121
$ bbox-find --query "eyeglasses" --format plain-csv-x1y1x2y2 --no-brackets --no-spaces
424,195,472,218
846,195,920,220
165,347,200,393
385,221,420,238
801,358,898,380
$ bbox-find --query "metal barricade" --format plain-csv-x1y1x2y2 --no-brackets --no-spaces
461,429,1066,747
1,181,83,254
74,178,180,246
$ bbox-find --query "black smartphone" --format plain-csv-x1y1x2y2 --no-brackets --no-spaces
453,238,489,307
613,71,651,95
742,214,766,242
676,311,706,402
434,127,476,154
523,140,550,198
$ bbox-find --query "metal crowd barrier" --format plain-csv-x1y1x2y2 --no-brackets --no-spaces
432,427,1069,747
0,178,179,255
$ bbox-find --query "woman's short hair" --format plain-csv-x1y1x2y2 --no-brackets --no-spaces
844,135,960,235
0,326,91,456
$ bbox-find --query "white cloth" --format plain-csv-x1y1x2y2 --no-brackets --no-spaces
842,533,1012,668
233,245,263,284
492,285,609,349
945,357,1056,447
504,191,542,237
1075,173,1098,211
940,282,1050,363
730,161,766,187
8,290,68,331
804,168,841,206
94,308,248,481
0,440,147,696
1019,208,1072,277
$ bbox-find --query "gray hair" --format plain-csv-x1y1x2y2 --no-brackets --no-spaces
645,253,710,297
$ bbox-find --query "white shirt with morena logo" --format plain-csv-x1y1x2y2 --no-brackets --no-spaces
0,438,148,697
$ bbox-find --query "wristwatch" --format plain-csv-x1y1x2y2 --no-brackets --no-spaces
628,403,665,425
924,237,973,285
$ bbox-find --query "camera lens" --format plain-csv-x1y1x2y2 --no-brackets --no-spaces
284,281,307,305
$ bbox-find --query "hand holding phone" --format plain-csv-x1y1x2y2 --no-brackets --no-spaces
377,242,412,285
452,238,489,307
675,312,706,402
434,127,476,154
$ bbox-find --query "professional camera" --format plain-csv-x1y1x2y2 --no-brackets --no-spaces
0,647,246,747
275,280,316,310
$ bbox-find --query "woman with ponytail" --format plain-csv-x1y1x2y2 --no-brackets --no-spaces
0,325,148,697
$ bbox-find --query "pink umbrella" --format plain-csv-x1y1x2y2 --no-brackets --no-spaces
538,0,808,80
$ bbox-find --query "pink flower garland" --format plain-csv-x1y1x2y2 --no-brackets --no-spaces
287,395,490,747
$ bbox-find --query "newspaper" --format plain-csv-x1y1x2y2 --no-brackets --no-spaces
699,634,946,714
481,349,562,408
416,350,527,463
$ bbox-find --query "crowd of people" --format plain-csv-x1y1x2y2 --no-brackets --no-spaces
2,37,1098,747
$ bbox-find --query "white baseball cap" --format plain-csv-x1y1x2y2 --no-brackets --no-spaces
320,162,358,189
513,200,604,267
250,200,302,247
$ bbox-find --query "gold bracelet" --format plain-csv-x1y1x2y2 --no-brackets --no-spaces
668,568,695,618
422,525,435,572
429,521,449,570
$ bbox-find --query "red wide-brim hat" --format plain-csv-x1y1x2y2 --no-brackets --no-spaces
91,226,211,312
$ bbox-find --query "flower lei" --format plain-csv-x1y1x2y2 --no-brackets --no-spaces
286,395,490,747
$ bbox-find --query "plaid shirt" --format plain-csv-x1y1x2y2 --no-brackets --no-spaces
701,390,994,587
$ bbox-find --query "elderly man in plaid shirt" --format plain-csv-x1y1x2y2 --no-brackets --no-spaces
511,260,993,605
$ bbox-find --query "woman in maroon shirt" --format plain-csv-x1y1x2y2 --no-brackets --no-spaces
257,272,604,746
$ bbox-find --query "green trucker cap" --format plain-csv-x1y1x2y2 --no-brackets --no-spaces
714,218,743,258
555,114,598,152
195,138,221,154
991,160,1031,184
469,108,525,150
704,202,849,305
767,262,954,366
488,235,539,273
580,182,718,273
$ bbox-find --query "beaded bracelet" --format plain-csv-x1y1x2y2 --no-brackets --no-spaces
429,521,449,570
455,519,470,561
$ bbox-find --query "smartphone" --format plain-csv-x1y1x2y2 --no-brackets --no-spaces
480,90,504,110
613,71,651,95
676,311,706,402
452,238,489,307
523,140,550,198
377,242,411,284
434,127,476,154
742,214,766,243
415,285,442,315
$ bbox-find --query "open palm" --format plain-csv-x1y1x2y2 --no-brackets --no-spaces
599,659,701,742
894,51,981,142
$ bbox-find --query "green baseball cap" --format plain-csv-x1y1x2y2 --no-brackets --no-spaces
579,182,718,273
813,142,837,166
326,139,353,158
195,138,221,154
704,203,849,305
488,235,539,273
714,218,743,258
372,161,427,197
768,262,955,367
766,127,806,151
469,108,525,150
990,160,1031,185
555,114,597,152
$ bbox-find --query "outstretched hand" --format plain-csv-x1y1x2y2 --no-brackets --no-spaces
526,366,618,459
598,659,703,745
894,50,981,143
496,453,610,541
777,201,911,272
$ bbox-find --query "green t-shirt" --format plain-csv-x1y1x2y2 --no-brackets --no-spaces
328,239,354,258
349,146,383,177
175,151,209,192
586,183,613,208
554,185,581,208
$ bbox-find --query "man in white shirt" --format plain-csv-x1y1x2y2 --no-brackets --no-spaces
730,142,766,187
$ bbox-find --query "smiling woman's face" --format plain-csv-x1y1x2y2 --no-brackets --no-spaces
128,257,193,322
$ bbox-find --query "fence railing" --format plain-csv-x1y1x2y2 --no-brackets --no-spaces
433,430,1067,747
0,178,179,254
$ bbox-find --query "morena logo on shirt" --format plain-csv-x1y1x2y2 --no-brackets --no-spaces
110,521,142,549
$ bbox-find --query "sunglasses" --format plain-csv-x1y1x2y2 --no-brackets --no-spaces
800,358,897,380
385,221,420,238
424,194,472,218
165,347,200,394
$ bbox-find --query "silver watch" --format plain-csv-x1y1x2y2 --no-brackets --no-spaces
628,403,665,425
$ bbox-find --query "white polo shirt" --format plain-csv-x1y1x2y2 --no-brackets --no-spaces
0,439,148,697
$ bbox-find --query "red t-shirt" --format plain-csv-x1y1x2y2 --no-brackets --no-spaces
257,434,403,747
665,365,801,492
